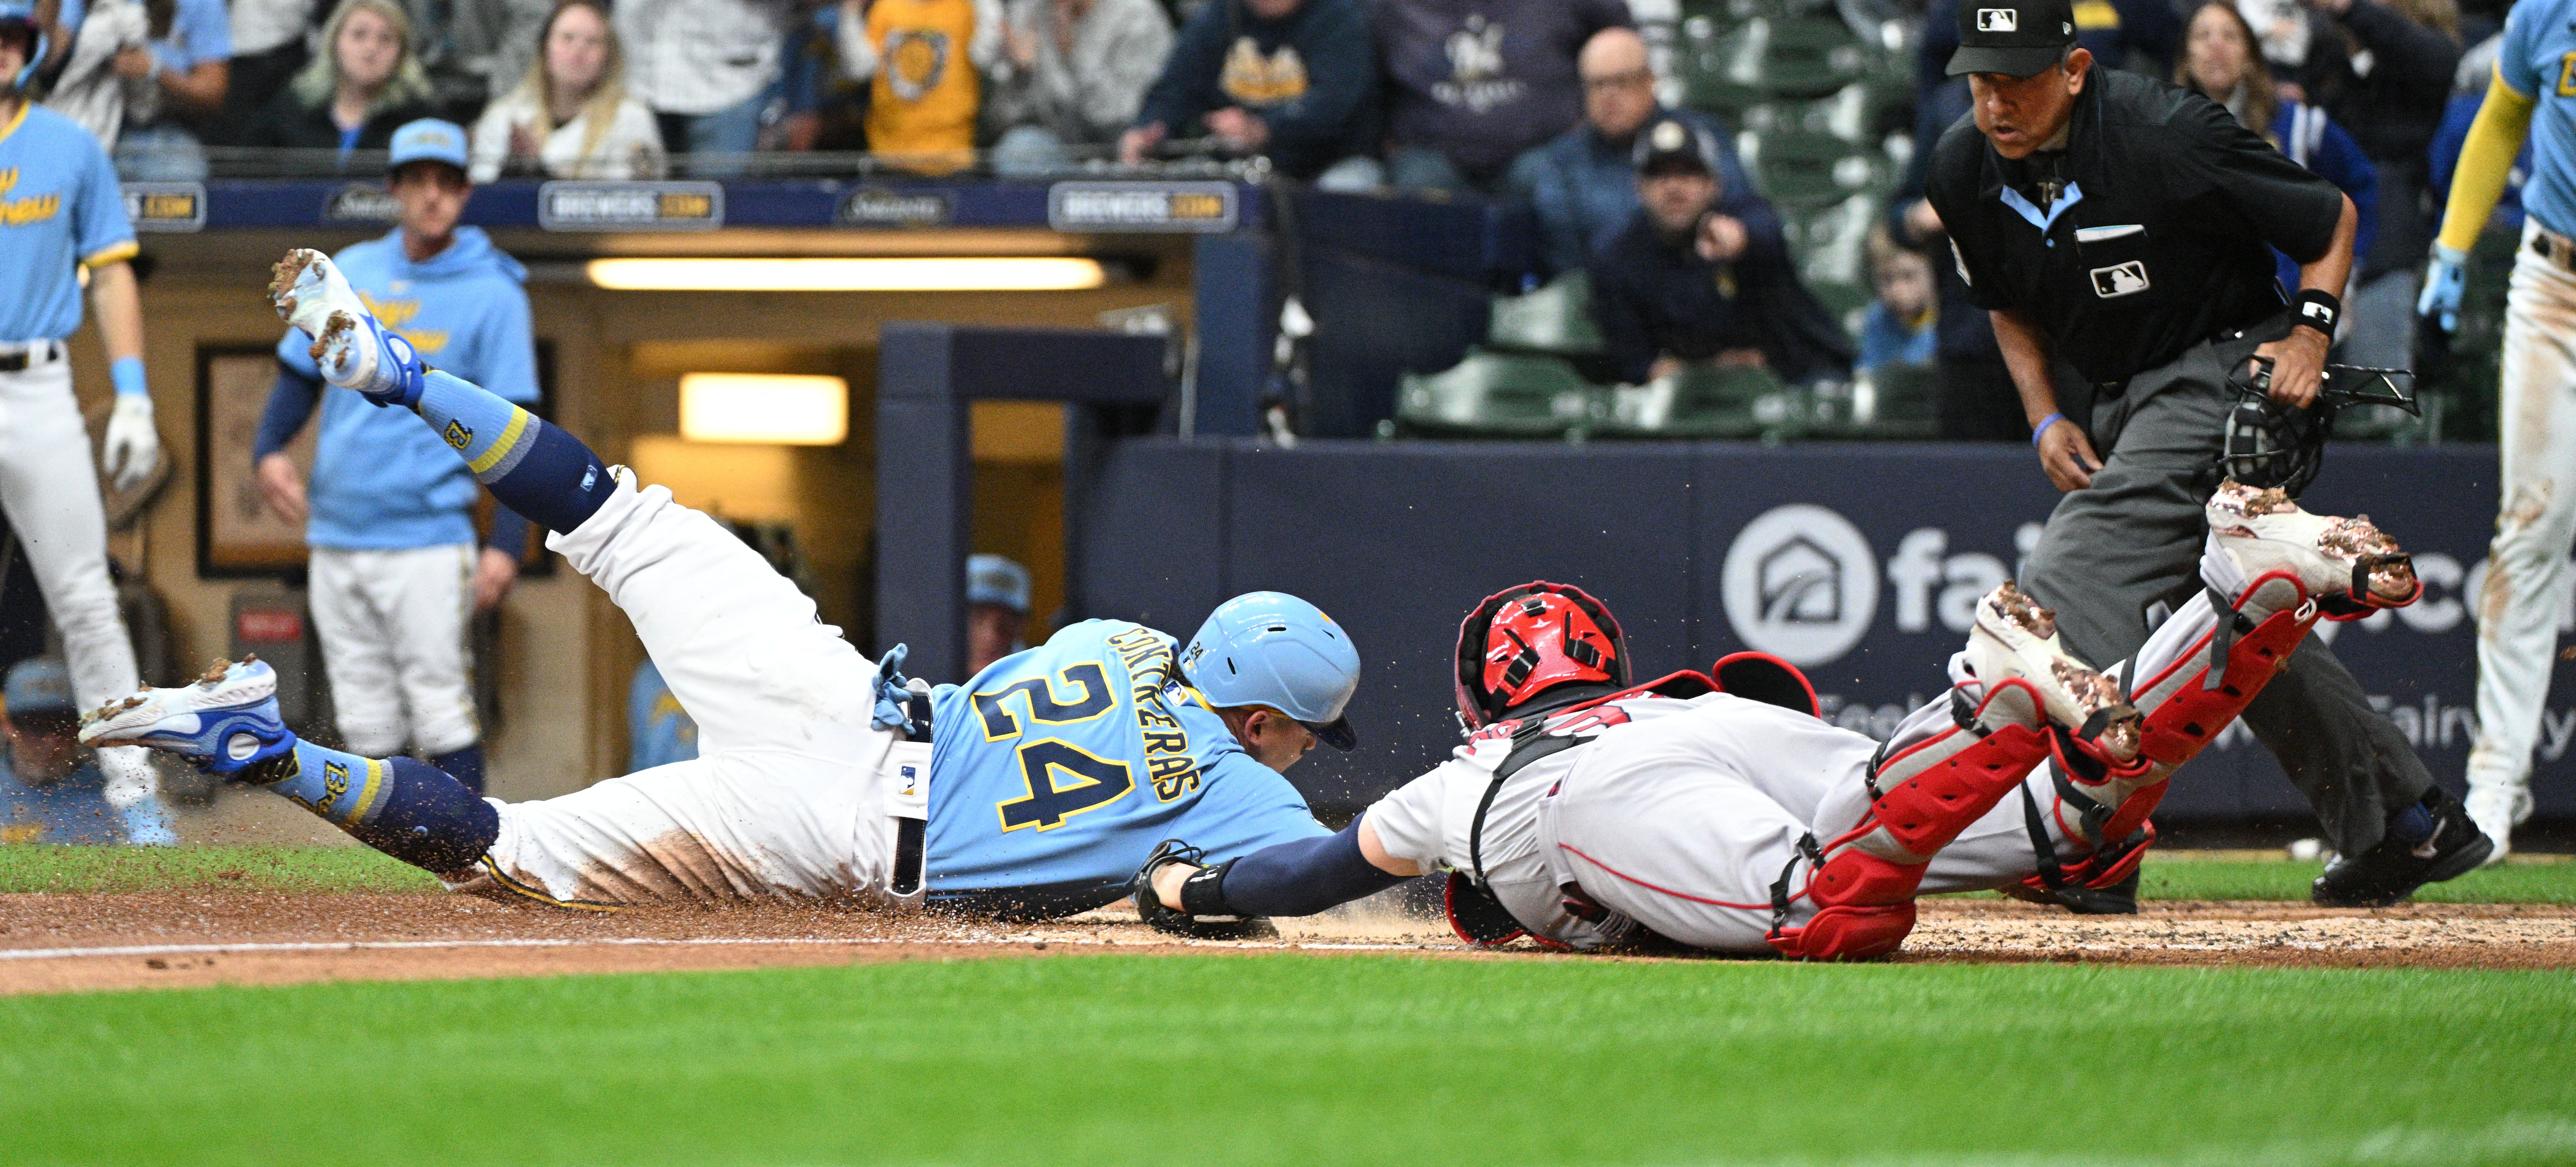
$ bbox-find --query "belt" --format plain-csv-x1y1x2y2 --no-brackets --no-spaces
887,687,935,899
0,341,61,373
2532,226,2576,270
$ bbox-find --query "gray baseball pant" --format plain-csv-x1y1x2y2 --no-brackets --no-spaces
2017,319,2431,857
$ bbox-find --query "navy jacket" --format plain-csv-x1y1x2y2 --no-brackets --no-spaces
1506,105,1781,278
1587,208,1855,386
1134,0,1380,180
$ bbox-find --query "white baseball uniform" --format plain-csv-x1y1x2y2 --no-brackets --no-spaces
1363,585,2225,952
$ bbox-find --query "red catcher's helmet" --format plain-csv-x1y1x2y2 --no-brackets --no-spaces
1454,582,1629,730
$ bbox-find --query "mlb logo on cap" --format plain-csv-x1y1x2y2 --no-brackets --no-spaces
1977,8,2017,31
1946,0,2076,77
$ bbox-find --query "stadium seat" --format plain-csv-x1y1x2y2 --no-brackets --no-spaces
1487,272,1605,357
1739,133,1891,208
1597,364,1788,439
1398,350,1604,437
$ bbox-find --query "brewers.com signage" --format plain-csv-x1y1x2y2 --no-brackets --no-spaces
122,183,205,232
1046,181,1237,232
537,181,724,231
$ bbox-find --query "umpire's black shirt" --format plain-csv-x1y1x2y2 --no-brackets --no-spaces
1925,67,2344,387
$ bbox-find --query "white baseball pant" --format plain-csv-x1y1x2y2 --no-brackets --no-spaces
2466,220,2576,845
308,543,481,757
1539,587,2223,953
455,471,906,907
0,356,155,808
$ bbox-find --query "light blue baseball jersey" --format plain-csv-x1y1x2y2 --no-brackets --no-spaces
2498,0,2576,238
59,0,232,74
275,227,539,549
922,618,1331,910
0,105,137,341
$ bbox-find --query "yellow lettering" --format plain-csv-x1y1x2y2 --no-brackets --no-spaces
0,194,59,227
2559,52,2576,97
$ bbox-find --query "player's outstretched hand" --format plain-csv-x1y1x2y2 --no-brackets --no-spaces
2036,419,2102,492
101,395,159,491
2250,327,2327,409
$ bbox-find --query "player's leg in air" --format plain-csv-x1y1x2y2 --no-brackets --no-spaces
83,250,903,907
1135,482,2421,957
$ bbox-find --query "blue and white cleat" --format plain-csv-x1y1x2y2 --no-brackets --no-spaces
79,658,298,777
268,248,425,408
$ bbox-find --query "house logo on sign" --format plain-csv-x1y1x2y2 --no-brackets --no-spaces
2091,260,2150,297
1721,504,1881,666
1977,8,2018,31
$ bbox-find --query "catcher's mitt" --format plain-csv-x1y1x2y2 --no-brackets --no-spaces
1130,839,1278,941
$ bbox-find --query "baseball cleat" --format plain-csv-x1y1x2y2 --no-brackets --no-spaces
2464,782,2531,867
2311,787,2494,906
1965,582,2142,763
78,658,296,776
2204,480,2419,615
268,249,425,408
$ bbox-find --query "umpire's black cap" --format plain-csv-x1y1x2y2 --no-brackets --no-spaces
1945,0,2077,78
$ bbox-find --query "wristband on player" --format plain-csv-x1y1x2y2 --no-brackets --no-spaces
2032,412,2064,447
110,356,147,397
2290,289,2341,340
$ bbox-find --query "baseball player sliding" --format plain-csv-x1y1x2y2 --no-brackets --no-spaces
80,250,1360,915
1136,490,2423,958
2420,0,2576,863
0,2,168,838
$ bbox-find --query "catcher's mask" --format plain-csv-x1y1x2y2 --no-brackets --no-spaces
2218,357,2418,497
1454,582,1629,731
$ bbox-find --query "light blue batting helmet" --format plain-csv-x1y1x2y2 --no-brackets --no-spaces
1180,592,1361,751
0,2,47,91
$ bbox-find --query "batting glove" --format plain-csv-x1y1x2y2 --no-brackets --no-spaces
2417,244,2468,334
102,393,160,492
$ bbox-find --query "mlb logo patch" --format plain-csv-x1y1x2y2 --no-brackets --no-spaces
2090,261,2150,297
2302,300,2336,325
1977,7,2018,31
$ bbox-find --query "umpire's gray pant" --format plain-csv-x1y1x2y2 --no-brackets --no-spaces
2018,315,2430,857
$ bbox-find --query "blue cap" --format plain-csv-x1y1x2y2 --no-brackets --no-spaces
1180,592,1361,751
389,119,470,171
4,657,75,715
967,555,1032,615
0,2,47,90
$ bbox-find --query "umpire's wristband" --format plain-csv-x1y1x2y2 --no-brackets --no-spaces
2290,289,2342,340
2032,412,2063,447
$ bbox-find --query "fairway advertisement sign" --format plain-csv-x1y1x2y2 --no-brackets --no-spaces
1046,182,1237,232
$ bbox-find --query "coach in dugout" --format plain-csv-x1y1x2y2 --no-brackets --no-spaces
1926,0,2491,905
253,119,537,794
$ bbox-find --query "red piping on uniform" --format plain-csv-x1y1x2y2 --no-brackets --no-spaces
1557,842,1798,911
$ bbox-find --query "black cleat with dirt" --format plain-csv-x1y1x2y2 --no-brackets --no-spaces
2311,787,2495,908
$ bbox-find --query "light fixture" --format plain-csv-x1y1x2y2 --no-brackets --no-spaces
679,373,849,445
586,257,1106,292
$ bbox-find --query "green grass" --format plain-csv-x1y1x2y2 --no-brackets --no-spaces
0,958,2570,1166
0,844,438,894
7,845,2574,903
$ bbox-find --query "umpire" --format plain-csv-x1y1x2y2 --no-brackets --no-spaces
1925,0,2490,905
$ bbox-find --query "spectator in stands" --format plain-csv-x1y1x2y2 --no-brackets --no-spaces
2270,0,2460,368
835,0,1002,173
41,0,155,149
222,0,318,138
1506,26,1774,278
0,657,173,845
243,0,437,163
616,0,790,173
2177,1,2377,299
450,0,559,122
1377,0,1629,194
1120,0,1380,188
468,0,664,180
770,4,869,152
1857,227,1937,375
965,554,1032,674
49,0,230,176
1588,115,1854,386
986,0,1173,175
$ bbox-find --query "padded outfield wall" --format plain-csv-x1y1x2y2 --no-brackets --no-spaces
1075,439,2553,823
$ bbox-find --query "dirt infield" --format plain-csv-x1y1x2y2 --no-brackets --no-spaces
4,890,2571,994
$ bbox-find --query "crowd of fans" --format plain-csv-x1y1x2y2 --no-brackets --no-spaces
3,0,2515,419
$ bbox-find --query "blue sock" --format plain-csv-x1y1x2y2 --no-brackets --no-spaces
2389,799,2436,846
431,742,486,794
245,740,499,873
413,370,615,534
